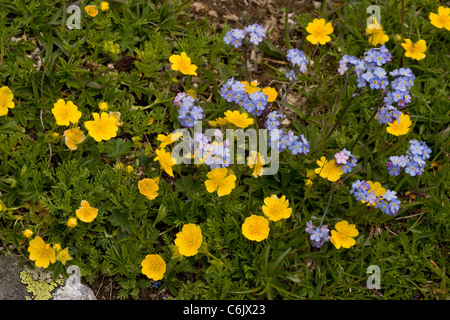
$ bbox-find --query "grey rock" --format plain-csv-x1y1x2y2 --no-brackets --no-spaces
52,265,96,300
0,255,28,300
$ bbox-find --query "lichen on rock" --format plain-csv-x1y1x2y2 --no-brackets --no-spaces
19,268,65,300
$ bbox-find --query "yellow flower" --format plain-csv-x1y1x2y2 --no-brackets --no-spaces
98,101,109,111
386,113,412,136
109,111,123,126
262,87,278,102
75,200,98,223
156,132,183,148
262,195,292,222
241,81,261,94
169,52,198,76
330,220,359,249
100,1,109,11
429,6,450,30
28,236,56,268
401,39,427,61
224,110,254,128
63,127,86,151
209,117,229,127
126,165,133,173
51,99,82,126
305,179,313,187
186,89,196,98
204,167,236,197
23,229,34,238
53,244,62,252
366,20,389,46
241,214,270,242
362,181,387,206
306,18,333,45
138,178,159,200
84,112,118,142
174,223,203,257
367,181,386,197
147,118,154,126
56,247,72,265
67,217,77,228
154,148,176,177
0,86,15,116
247,151,265,177
141,254,166,280
85,5,98,17
315,156,343,182
306,169,316,179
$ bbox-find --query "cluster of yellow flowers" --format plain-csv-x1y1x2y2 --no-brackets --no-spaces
242,195,292,242
306,6,449,61
50,99,121,150
26,200,98,268
141,223,203,281
369,6,449,61
28,236,72,268
84,2,109,17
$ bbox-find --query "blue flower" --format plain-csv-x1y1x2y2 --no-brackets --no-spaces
310,228,323,242
288,140,304,155
383,190,397,201
421,144,432,159
388,164,401,176
405,162,419,176
388,199,401,215
286,49,309,78
305,221,330,248
285,69,297,82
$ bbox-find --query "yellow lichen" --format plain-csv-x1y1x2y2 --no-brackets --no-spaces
19,269,65,300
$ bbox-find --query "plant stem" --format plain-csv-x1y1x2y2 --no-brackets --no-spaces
243,44,250,80
247,176,254,213
325,87,360,141
350,107,379,153
319,186,334,227
350,90,387,153
332,69,354,115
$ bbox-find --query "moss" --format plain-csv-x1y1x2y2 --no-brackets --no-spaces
19,268,65,300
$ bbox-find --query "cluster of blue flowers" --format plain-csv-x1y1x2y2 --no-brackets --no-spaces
387,140,431,177
338,46,416,130
267,127,310,156
259,108,310,157
338,46,391,89
223,24,266,48
285,48,310,81
174,92,204,128
219,77,310,157
350,180,401,216
383,68,415,108
375,104,402,125
305,220,331,248
220,78,268,116
191,131,231,169
334,148,357,173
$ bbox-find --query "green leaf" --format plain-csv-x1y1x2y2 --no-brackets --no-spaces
153,204,167,226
